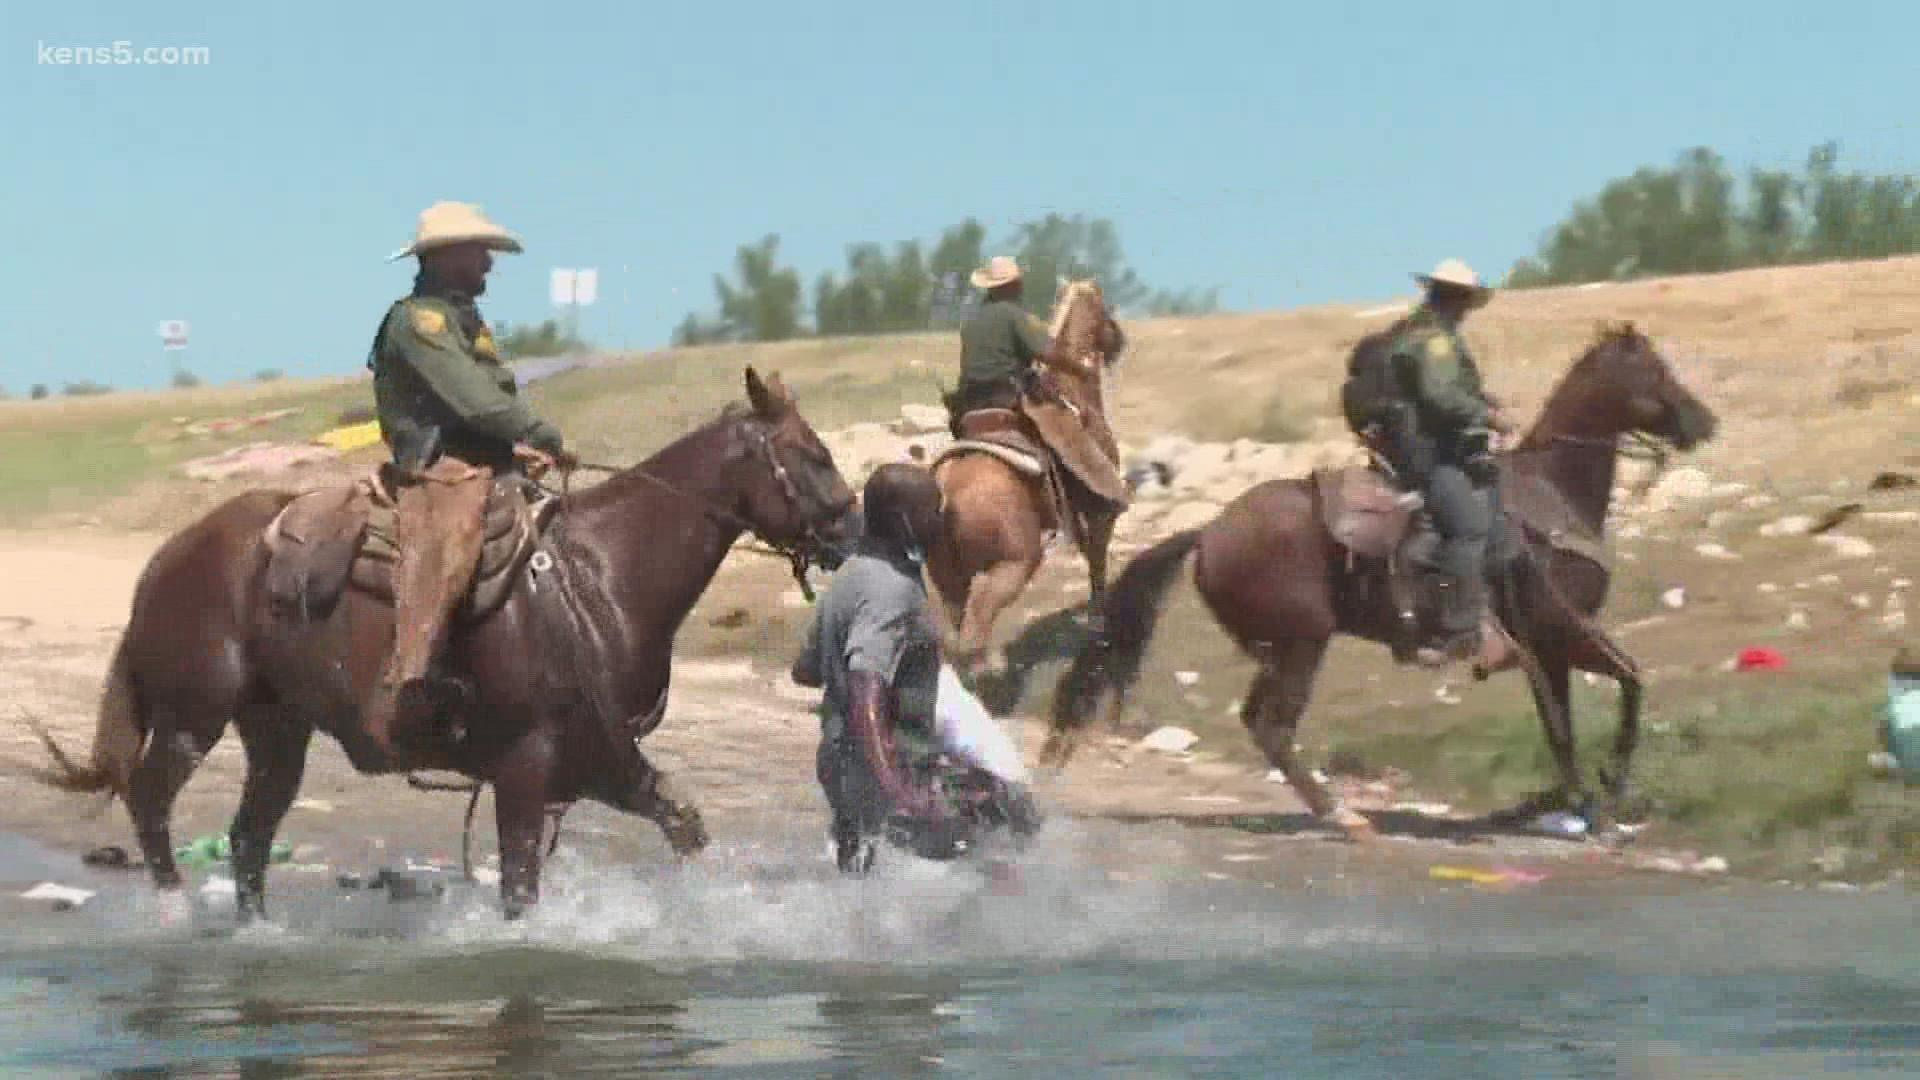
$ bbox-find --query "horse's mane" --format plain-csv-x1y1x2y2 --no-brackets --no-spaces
1528,320,1657,432
1049,280,1095,340
569,401,756,511
1047,279,1110,370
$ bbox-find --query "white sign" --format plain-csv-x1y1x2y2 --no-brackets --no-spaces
157,319,189,351
549,267,599,306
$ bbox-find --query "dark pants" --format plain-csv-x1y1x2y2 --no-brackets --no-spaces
947,378,1021,429
1422,461,1494,634
817,737,887,872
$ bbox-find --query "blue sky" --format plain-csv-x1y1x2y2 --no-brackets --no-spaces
3,1,1916,391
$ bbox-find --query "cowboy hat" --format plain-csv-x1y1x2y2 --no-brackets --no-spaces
387,201,524,262
969,255,1022,290
1413,258,1492,306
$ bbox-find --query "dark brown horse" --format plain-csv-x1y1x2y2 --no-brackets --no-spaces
32,368,855,920
1042,323,1718,837
927,280,1129,675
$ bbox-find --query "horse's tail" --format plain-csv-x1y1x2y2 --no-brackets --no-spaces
23,635,143,803
1042,528,1202,766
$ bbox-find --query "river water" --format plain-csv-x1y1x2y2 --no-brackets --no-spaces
1,823,1916,1078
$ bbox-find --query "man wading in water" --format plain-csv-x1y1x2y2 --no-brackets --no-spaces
790,464,959,873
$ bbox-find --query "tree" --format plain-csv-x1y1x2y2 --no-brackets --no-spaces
171,369,202,390
495,319,587,359
673,214,1222,344
1005,213,1149,317
712,234,805,343
1509,141,1920,287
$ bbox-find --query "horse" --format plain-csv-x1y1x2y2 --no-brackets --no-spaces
1041,322,1719,838
925,279,1129,676
29,367,857,921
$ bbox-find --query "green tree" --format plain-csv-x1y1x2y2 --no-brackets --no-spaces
1005,213,1148,317
1510,141,1920,286
495,319,587,359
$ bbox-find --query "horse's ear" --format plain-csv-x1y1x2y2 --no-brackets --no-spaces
745,366,790,419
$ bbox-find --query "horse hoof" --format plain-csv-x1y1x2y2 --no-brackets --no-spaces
1037,735,1077,771
666,822,709,858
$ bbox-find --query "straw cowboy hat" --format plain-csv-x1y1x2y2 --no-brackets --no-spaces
970,255,1023,290
1414,258,1492,307
387,201,524,262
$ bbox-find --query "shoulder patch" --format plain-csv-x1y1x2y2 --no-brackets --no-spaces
1423,334,1454,360
409,305,448,336
472,325,499,360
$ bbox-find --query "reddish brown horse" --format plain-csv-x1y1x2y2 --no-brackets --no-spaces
1042,323,1718,837
32,368,855,920
926,280,1129,674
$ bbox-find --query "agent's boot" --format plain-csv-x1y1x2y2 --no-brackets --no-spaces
1416,573,1493,668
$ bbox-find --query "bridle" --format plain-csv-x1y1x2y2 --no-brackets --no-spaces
541,414,841,599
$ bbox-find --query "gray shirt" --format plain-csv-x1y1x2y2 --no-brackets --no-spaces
794,549,943,743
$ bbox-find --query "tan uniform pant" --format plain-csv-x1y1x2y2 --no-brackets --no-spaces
368,456,493,747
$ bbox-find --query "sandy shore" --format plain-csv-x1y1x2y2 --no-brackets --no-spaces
0,528,1728,907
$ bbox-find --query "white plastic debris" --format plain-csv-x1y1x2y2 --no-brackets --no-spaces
1815,535,1876,559
1138,726,1200,755
1661,587,1687,609
20,882,95,910
1173,670,1201,687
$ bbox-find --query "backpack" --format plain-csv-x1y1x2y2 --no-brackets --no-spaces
1340,326,1404,434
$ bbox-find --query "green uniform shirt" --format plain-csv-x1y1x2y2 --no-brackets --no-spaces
367,288,560,469
958,297,1051,390
1387,306,1493,438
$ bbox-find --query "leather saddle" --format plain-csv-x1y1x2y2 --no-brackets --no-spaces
1314,460,1606,569
933,408,1087,544
262,466,557,623
1313,458,1608,663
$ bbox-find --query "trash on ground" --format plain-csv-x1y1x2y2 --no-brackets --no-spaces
20,882,96,911
1173,670,1201,687
174,834,293,867
339,864,456,901
1531,811,1590,838
1660,587,1687,609
198,876,237,900
292,798,334,813
1391,801,1455,817
1429,865,1548,888
1138,726,1200,754
1735,647,1787,673
80,845,137,870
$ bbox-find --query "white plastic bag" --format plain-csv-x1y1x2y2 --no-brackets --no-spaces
934,663,1029,783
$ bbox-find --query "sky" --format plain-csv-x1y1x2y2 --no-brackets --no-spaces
4,0,1918,392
